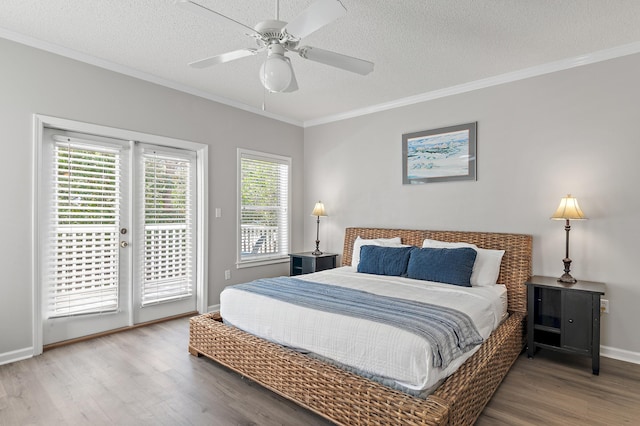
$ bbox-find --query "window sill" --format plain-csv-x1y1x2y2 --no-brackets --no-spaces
236,256,289,269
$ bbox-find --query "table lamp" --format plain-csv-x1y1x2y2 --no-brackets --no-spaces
551,194,587,283
311,201,327,255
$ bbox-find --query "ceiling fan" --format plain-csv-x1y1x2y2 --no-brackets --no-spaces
178,0,374,93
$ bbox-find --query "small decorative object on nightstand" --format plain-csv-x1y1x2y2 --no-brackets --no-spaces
289,252,337,276
526,275,605,375
311,201,327,255
550,194,587,283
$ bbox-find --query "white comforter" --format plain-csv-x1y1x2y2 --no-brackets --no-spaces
220,266,507,392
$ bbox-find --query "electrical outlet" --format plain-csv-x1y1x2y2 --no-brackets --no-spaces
600,299,609,314
224,269,231,280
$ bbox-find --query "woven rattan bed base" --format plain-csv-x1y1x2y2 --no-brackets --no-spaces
190,228,532,425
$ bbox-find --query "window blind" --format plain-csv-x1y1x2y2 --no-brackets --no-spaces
48,139,121,318
239,150,290,262
139,147,195,306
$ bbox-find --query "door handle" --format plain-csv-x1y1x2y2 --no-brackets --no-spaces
120,241,129,248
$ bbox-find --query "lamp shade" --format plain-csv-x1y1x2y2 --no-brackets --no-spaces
259,45,293,93
311,201,327,217
551,194,587,220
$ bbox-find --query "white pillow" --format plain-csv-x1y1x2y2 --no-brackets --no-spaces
351,236,402,268
421,238,505,287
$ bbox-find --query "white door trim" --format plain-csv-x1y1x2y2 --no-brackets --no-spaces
32,114,208,355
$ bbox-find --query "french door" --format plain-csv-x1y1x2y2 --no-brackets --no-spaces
41,129,197,345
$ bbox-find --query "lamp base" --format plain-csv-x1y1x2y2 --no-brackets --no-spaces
312,239,322,256
558,257,577,284
557,273,577,284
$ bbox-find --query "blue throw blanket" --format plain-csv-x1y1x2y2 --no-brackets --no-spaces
231,276,483,368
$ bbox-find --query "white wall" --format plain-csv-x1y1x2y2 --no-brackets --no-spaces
303,53,640,359
0,38,304,360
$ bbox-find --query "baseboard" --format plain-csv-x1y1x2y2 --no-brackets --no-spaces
601,345,640,365
207,304,220,313
0,347,33,366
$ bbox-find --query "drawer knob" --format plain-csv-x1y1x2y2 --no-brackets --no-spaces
568,319,574,323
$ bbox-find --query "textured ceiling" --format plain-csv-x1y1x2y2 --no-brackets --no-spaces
1,0,640,126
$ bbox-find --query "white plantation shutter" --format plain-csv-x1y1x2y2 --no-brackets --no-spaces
138,146,196,306
239,150,290,263
48,137,122,317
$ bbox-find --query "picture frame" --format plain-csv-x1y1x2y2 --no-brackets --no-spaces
402,122,477,184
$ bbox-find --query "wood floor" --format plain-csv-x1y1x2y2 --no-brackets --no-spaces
477,348,640,425
1,317,639,425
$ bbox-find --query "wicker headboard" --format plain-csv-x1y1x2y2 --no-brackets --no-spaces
342,227,532,314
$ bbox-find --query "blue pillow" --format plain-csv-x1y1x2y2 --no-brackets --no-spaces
357,245,415,277
406,247,477,287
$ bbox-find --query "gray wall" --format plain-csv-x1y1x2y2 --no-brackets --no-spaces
0,38,304,358
2,34,639,362
303,53,640,358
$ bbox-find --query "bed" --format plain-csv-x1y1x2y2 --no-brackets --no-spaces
189,227,532,425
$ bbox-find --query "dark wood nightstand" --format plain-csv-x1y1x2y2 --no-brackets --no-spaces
289,252,337,276
526,275,605,375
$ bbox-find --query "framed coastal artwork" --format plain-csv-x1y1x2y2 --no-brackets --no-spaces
402,122,477,184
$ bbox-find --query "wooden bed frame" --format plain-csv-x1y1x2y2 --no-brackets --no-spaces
189,227,532,425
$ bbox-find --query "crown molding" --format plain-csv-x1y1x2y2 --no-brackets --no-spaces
3,26,639,130
303,40,640,128
0,27,303,127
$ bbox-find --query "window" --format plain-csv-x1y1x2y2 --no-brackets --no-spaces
238,149,291,266
137,145,196,306
48,137,122,317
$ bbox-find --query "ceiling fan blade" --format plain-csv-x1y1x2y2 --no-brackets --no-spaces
189,48,258,68
298,46,374,75
283,0,346,39
177,0,260,37
282,58,299,93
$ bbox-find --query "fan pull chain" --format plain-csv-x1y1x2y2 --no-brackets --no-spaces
262,88,267,111
262,63,268,111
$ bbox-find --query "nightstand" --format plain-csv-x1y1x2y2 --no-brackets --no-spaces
289,252,337,276
526,275,605,375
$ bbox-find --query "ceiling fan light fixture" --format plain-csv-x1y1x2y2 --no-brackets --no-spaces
259,48,293,92
181,0,374,94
